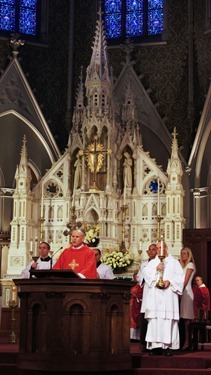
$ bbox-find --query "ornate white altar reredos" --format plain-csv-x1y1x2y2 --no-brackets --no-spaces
5,11,185,281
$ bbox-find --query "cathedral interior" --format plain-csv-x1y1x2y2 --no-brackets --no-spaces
0,0,210,301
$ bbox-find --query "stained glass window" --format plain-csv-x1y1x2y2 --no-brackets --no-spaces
104,0,122,39
149,179,159,194
0,0,38,36
126,0,143,37
103,0,163,40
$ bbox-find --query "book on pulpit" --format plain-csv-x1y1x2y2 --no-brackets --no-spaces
29,269,81,279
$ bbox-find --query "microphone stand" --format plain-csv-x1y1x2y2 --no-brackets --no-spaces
50,247,63,268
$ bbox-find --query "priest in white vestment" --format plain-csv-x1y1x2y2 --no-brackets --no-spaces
142,241,184,356
21,241,55,278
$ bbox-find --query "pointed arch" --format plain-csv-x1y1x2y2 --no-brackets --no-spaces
57,206,63,220
84,208,99,226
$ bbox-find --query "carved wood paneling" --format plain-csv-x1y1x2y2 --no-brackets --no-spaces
183,228,211,290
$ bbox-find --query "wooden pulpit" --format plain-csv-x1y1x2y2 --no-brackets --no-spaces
14,271,133,373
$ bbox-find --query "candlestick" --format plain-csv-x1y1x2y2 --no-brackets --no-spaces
156,254,165,289
41,182,44,218
157,177,160,216
160,239,164,256
35,237,38,256
11,286,17,302
9,298,18,344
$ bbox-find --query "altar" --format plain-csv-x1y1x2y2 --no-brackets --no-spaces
14,273,133,373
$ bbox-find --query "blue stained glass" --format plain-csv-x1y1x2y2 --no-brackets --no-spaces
0,0,15,4
103,1,164,40
148,0,163,9
0,4,15,31
148,9,163,35
19,7,36,35
0,0,37,36
20,0,37,6
104,14,121,39
126,12,143,37
149,179,159,193
104,0,122,13
126,0,143,12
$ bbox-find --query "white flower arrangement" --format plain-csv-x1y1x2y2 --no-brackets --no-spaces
85,224,100,247
102,245,133,274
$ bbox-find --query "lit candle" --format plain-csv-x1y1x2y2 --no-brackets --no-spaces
41,182,44,218
35,237,38,256
157,178,160,216
30,239,33,252
160,240,164,256
139,240,142,250
11,286,17,302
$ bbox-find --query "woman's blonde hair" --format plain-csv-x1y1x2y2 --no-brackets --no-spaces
179,247,195,268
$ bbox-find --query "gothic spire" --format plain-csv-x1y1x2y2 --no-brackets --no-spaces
83,6,113,134
19,134,28,172
85,8,111,85
171,127,179,159
165,132,185,248
72,66,85,128
167,127,183,178
15,135,32,193
122,79,138,124
75,66,85,110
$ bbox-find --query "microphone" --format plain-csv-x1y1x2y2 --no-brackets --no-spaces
50,246,63,268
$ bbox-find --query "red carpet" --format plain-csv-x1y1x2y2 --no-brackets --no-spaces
130,342,211,374
1,339,211,374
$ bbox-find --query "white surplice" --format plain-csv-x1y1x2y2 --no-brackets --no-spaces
142,254,184,350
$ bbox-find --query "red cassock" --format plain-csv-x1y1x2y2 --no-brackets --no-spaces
193,284,210,318
53,244,97,278
130,283,143,328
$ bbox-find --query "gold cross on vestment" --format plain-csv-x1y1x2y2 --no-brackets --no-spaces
68,259,79,269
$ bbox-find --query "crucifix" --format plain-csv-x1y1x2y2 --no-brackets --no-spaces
82,135,111,191
63,207,83,240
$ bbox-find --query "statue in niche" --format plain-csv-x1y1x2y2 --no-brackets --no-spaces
73,152,82,191
123,152,132,188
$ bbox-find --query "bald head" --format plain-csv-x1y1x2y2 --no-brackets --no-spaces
71,229,85,248
156,241,168,257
